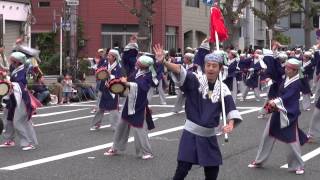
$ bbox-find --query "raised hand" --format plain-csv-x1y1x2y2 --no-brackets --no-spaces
130,34,138,43
153,44,165,63
202,38,209,44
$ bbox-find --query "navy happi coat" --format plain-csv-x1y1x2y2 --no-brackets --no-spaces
269,74,308,145
173,67,242,166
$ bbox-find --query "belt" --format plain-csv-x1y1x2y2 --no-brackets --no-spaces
184,119,216,137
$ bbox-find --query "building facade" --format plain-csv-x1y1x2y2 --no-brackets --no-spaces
278,0,320,48
182,0,209,49
0,0,31,57
31,0,182,57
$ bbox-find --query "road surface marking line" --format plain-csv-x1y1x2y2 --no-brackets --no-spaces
0,108,259,171
33,108,89,118
280,147,320,168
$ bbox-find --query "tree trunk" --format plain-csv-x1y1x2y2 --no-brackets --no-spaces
224,16,239,49
304,0,312,49
138,0,152,52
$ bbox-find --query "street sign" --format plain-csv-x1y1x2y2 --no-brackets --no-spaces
66,0,79,6
203,0,214,6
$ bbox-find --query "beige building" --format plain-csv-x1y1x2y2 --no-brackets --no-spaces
182,0,210,50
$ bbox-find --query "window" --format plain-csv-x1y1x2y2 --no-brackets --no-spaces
38,1,50,7
186,0,199,8
101,24,138,49
290,12,301,28
166,26,177,51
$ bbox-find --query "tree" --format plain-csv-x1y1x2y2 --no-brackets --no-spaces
117,0,156,52
251,0,294,48
221,0,251,48
291,0,320,49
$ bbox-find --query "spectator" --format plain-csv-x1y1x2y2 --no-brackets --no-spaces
73,78,96,100
31,75,50,105
61,73,73,104
50,76,63,104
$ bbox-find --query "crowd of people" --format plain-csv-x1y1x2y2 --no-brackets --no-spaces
1,33,320,179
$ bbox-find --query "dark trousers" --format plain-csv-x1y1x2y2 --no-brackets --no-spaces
173,161,219,180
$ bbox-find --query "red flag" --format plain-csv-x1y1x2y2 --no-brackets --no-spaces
209,6,228,43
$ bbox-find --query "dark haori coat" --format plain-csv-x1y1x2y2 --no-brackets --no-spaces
300,60,315,95
173,68,242,166
314,51,320,76
7,64,33,121
224,59,238,91
316,95,320,109
244,59,262,88
237,57,252,81
98,62,122,111
264,56,285,99
121,70,154,129
193,47,210,73
122,48,138,78
269,74,308,145
97,57,107,69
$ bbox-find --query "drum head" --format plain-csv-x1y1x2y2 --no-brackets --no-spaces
96,70,109,80
110,83,125,94
0,83,9,96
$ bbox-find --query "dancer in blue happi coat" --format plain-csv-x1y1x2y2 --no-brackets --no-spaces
241,49,266,101
104,55,155,160
301,51,315,111
224,50,239,102
0,52,38,151
153,44,242,180
248,58,308,175
173,52,197,113
90,49,122,131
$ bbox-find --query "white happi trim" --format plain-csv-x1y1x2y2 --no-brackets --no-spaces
227,110,243,122
11,64,24,77
222,65,228,80
284,74,300,88
124,43,138,51
184,119,216,137
259,59,267,69
171,65,187,87
196,73,231,103
108,62,117,72
273,98,290,128
303,60,311,68
127,82,138,115
11,82,22,107
135,69,149,79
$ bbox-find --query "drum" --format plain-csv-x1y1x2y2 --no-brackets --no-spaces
108,78,127,94
95,67,109,80
263,102,278,114
0,80,12,96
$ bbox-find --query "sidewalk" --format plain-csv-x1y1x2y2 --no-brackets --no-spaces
43,75,97,87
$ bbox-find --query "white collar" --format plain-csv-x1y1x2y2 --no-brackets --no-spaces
11,64,24,76
284,73,300,88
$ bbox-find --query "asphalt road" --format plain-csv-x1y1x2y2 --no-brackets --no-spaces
0,91,319,180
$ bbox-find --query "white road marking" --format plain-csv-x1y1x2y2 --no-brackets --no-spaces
33,108,89,118
34,115,95,127
0,108,259,171
280,147,320,169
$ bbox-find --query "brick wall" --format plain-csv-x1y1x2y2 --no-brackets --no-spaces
31,0,182,57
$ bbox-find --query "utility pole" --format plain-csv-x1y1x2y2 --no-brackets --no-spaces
66,0,78,78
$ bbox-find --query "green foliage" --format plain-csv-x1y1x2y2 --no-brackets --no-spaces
77,18,86,49
77,58,91,76
36,32,59,75
274,32,291,45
